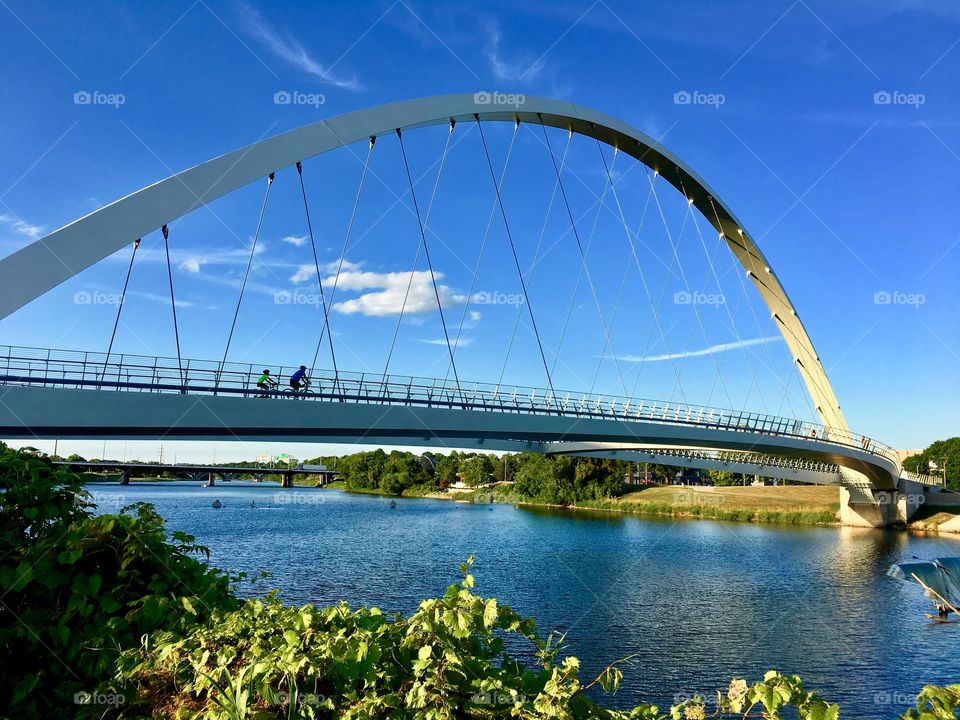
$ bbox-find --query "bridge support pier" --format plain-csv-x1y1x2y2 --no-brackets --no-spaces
120,468,131,486
839,479,927,528
280,474,293,488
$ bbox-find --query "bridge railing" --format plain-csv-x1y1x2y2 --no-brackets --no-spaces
0,345,901,468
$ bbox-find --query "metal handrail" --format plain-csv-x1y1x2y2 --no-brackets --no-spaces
0,344,902,469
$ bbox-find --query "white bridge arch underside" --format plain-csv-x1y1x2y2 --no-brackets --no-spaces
0,93,845,432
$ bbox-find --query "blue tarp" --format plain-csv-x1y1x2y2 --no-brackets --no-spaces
889,557,960,610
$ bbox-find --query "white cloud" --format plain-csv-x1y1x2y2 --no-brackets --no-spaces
483,19,544,82
0,212,44,240
281,235,308,247
239,4,363,91
615,336,781,363
469,310,482,321
329,270,466,317
290,264,314,283
179,258,202,274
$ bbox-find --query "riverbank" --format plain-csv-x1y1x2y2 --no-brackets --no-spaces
316,480,960,532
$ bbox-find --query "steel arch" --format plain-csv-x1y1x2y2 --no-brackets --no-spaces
0,93,847,432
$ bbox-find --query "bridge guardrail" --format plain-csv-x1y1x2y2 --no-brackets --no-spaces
0,345,904,471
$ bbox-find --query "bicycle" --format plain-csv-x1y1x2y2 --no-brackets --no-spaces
283,377,315,398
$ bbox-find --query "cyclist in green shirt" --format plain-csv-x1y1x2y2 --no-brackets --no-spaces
256,369,277,397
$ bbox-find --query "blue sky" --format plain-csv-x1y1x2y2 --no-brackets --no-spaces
1,0,958,461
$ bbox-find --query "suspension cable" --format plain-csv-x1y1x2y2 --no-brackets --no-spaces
589,142,655,396
381,126,453,390
623,170,689,405
161,224,185,392
476,115,557,406
100,237,141,387
708,197,813,421
310,137,375,388
497,131,572,388
296,161,338,384
396,125,463,402
680,179,769,414
648,172,734,409
444,118,520,385
539,119,627,396
217,172,275,387
548,135,617,378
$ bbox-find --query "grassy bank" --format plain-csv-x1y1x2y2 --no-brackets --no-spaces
322,481,843,526
312,480,960,531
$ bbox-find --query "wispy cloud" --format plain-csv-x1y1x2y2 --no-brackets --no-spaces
0,212,44,240
129,290,208,310
239,4,364,91
282,235,308,246
614,336,781,363
483,18,544,81
420,337,472,348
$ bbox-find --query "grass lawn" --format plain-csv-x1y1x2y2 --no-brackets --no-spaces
617,484,840,514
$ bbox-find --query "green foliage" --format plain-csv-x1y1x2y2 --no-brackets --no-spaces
460,454,495,487
513,454,628,505
903,437,960,490
902,684,960,720
0,444,239,718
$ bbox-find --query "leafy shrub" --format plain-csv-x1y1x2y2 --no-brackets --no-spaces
0,445,238,717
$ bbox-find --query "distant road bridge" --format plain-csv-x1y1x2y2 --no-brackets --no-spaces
0,94,937,527
55,458,338,487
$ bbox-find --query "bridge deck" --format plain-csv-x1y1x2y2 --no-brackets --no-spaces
0,345,937,488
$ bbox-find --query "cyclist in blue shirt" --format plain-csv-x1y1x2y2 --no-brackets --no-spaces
290,365,308,391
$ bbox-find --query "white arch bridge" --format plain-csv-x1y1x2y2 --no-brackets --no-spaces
0,94,936,525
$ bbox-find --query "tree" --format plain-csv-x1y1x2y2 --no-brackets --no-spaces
903,437,960,491
461,455,495,487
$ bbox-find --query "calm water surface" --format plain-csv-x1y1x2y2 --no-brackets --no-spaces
89,482,960,718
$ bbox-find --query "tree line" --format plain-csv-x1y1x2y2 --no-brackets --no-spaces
308,449,756,504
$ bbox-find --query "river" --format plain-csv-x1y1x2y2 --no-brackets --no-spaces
88,482,960,718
